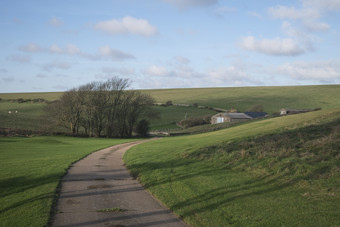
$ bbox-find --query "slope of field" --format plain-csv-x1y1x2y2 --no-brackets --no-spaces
0,92,62,101
124,108,340,226
151,105,217,130
0,137,138,226
1,85,340,131
0,101,46,130
142,85,340,114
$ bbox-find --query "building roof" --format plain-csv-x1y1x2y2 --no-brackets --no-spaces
244,112,268,118
280,108,311,112
219,112,252,119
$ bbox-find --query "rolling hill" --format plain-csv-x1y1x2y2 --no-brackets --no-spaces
1,85,340,132
124,108,340,226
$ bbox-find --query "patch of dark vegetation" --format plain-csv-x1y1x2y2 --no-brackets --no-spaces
185,118,340,182
97,208,127,212
0,127,76,137
178,115,212,129
88,184,113,189
6,98,48,103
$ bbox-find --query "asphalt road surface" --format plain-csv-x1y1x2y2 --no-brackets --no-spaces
52,139,188,227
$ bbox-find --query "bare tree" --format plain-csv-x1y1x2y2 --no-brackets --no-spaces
54,89,83,135
45,77,156,138
105,77,130,137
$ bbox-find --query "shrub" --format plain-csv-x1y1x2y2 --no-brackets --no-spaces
165,100,173,106
179,116,211,129
136,119,150,137
17,98,25,103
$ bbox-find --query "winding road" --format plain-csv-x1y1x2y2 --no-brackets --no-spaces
52,139,188,227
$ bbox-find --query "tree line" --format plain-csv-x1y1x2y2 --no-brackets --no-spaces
45,77,157,138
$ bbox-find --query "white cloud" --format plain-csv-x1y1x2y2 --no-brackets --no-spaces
19,43,42,52
99,46,135,61
268,5,330,32
141,60,263,88
163,0,217,10
207,66,251,85
0,68,8,73
144,65,171,77
49,17,64,27
274,60,340,82
303,20,330,32
36,73,48,78
239,36,305,56
248,11,262,18
213,6,236,17
2,77,15,82
49,44,81,55
7,55,31,63
95,16,158,37
100,67,135,78
19,43,134,62
42,61,72,72
269,5,320,20
174,56,190,65
49,44,63,54
301,0,340,11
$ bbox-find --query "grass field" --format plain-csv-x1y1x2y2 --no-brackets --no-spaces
124,108,340,226
1,85,340,131
1,85,340,226
0,101,46,130
142,85,340,114
150,105,217,130
0,137,138,226
0,92,62,101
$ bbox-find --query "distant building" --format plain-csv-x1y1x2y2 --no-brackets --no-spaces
211,112,252,124
244,112,268,119
280,108,312,115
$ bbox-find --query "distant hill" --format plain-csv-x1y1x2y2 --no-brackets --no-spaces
1,85,339,131
141,85,340,114
124,107,340,226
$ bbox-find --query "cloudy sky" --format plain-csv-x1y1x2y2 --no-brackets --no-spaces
1,0,340,92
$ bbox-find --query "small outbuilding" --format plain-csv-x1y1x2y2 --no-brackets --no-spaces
211,112,252,124
244,112,268,119
280,108,312,115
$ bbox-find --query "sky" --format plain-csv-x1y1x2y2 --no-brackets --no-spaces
1,0,340,92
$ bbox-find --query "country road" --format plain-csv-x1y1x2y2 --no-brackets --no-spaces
51,139,188,227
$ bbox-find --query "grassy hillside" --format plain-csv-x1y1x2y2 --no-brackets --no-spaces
0,92,62,101
142,85,340,114
0,101,46,130
124,108,340,226
0,137,138,226
1,85,339,131
151,105,217,130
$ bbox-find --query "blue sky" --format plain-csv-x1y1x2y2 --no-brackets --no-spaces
1,0,340,92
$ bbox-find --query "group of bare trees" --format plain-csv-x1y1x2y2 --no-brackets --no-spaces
45,77,157,138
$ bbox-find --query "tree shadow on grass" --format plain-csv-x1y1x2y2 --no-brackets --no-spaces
0,173,61,213
127,153,338,224
169,165,336,223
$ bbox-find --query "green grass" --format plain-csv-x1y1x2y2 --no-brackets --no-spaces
124,108,340,226
0,136,138,226
0,92,62,101
150,105,217,130
142,85,340,114
1,85,340,131
96,207,127,212
0,101,46,130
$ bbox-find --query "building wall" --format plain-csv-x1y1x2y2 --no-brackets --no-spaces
230,118,250,123
211,114,231,124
